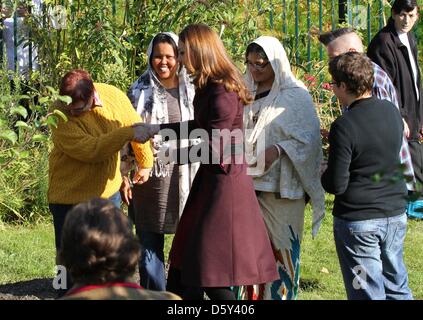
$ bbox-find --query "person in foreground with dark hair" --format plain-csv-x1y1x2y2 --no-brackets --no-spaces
59,198,181,300
321,52,412,300
367,0,423,218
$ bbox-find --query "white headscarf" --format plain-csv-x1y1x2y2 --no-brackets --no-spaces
245,36,326,238
128,32,195,125
245,36,307,147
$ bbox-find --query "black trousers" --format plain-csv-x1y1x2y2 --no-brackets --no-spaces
408,141,423,198
166,267,236,300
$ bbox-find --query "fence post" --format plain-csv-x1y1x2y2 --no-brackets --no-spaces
339,0,346,24
28,3,33,76
13,10,17,73
367,3,371,45
379,0,384,30
282,0,287,48
307,0,311,71
112,0,116,17
347,0,352,25
269,0,273,30
295,0,299,65
319,0,323,62
332,0,336,30
0,0,4,66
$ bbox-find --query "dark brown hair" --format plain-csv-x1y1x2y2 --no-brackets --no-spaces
59,198,140,285
149,33,178,67
245,42,268,60
392,0,418,15
328,52,374,97
179,23,253,105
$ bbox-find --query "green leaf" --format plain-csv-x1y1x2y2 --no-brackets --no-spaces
14,121,31,129
19,150,30,159
32,134,48,142
10,106,28,119
46,86,56,94
46,116,58,128
58,95,72,105
0,130,18,145
53,109,68,121
38,97,50,104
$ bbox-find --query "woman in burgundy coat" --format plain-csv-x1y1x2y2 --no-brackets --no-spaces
137,24,278,300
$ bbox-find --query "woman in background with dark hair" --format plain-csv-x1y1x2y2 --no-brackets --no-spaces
121,32,198,291
60,198,180,300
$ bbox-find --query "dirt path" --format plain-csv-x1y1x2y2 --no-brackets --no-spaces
0,278,56,300
0,272,142,300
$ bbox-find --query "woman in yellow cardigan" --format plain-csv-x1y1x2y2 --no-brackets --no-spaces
48,69,153,296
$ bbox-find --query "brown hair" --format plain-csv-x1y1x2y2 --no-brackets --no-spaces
59,198,140,285
328,52,374,97
59,69,95,104
179,24,253,105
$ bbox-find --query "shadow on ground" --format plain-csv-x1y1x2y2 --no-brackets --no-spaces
0,278,56,300
300,278,321,292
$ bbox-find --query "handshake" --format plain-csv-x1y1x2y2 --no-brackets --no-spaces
132,123,161,143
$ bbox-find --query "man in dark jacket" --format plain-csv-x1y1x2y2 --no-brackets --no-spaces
367,0,422,210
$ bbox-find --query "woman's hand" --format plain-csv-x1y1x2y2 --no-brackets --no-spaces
120,176,132,205
133,167,151,185
253,145,281,172
404,119,410,138
133,123,160,143
264,145,280,171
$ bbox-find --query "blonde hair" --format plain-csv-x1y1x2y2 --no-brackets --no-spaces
179,24,253,105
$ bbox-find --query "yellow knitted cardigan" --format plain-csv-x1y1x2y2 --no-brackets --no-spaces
48,83,153,204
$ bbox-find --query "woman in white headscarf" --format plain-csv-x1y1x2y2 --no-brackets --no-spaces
237,36,325,300
120,32,199,291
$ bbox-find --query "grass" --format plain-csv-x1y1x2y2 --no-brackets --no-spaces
300,199,423,300
0,223,56,284
1,199,422,300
